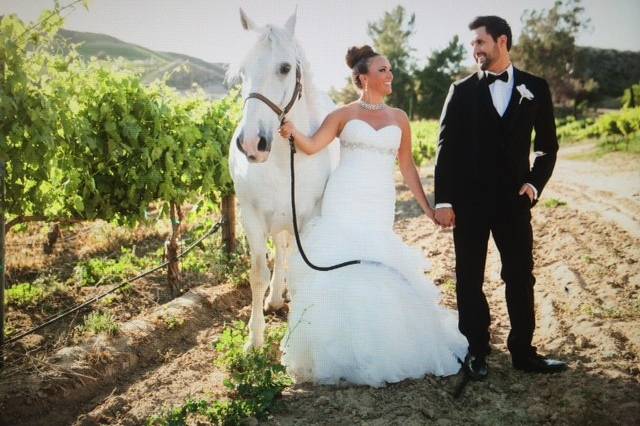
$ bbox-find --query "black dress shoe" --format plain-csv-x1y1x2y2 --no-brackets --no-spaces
463,353,488,380
512,353,567,373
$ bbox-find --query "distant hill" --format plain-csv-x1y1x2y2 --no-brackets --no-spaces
57,28,229,98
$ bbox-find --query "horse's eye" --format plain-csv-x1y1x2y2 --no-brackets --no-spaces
279,62,292,75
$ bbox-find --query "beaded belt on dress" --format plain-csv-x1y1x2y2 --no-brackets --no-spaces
341,140,397,156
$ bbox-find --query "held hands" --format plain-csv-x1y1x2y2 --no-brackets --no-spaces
425,206,437,225
278,120,295,140
434,207,456,228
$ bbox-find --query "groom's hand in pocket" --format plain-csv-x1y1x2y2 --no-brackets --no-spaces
435,207,456,228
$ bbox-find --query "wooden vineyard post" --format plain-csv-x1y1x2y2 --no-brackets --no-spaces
166,202,185,297
221,194,236,254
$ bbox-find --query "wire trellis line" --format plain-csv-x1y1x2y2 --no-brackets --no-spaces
1,219,224,348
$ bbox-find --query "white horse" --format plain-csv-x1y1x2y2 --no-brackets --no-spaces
228,8,339,349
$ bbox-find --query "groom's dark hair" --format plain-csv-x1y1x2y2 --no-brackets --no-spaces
469,16,512,51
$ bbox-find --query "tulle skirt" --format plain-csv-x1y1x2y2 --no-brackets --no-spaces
281,217,468,387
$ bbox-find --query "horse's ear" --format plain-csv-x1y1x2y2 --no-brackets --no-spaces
239,8,257,31
284,7,297,36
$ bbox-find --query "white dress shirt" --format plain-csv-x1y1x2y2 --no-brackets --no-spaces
435,64,538,209
488,64,514,117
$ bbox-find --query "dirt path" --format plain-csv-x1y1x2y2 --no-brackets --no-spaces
266,144,640,425
5,144,638,425
544,143,640,238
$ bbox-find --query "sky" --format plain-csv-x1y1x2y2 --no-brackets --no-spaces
2,0,639,91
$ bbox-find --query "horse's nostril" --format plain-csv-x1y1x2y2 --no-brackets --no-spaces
236,135,245,153
248,155,257,161
257,136,268,152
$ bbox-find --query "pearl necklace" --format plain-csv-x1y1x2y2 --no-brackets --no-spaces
358,99,386,111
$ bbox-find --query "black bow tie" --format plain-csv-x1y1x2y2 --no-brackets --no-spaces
485,71,508,84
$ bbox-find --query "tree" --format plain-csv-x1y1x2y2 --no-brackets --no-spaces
511,0,596,107
367,6,417,118
328,77,359,106
415,36,466,119
575,47,640,102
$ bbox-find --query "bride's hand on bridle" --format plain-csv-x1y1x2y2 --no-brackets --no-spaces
278,121,295,140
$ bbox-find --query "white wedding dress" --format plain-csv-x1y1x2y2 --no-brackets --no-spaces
281,119,468,387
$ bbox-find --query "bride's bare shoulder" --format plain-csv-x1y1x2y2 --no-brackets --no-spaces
326,104,359,124
390,108,410,127
333,103,360,116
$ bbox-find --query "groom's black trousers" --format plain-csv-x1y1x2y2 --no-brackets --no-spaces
453,203,536,359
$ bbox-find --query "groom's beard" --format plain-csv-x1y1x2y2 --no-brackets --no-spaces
476,54,492,71
475,47,499,71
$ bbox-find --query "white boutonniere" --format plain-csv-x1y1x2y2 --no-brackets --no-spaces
516,84,534,104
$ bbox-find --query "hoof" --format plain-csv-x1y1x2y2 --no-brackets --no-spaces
264,298,286,312
264,290,286,312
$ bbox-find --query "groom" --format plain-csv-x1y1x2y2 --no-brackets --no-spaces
434,16,567,379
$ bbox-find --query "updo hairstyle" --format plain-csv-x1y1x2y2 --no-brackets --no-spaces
346,45,380,90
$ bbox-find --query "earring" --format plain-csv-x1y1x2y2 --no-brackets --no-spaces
364,81,368,96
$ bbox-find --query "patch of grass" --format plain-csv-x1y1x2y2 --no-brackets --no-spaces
117,283,135,296
5,283,47,307
4,276,69,308
73,247,159,287
580,302,639,320
543,198,567,208
441,278,456,295
597,132,640,155
581,255,594,264
194,235,251,287
3,322,17,338
180,250,209,274
162,313,185,330
147,322,291,426
77,311,120,336
99,294,119,307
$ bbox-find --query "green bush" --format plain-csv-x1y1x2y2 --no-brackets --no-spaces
5,283,47,307
73,247,157,286
410,120,439,166
622,83,640,109
4,276,68,308
556,107,640,146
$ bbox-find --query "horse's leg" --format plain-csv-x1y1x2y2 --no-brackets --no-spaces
282,231,293,302
243,213,270,350
264,230,289,311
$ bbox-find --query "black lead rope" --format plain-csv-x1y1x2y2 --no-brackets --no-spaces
287,134,361,271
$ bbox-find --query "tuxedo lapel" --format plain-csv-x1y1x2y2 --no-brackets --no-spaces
503,67,523,133
470,72,484,159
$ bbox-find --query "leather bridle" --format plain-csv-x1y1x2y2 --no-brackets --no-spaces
244,64,303,126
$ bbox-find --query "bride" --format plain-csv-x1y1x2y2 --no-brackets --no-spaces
277,45,468,387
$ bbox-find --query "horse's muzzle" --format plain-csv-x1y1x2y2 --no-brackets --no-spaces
237,131,272,163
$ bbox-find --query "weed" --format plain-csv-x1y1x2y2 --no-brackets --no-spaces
544,198,567,208
5,283,47,307
441,278,456,295
77,311,119,336
163,314,185,330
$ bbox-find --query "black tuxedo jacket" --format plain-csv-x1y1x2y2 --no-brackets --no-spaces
434,67,558,212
